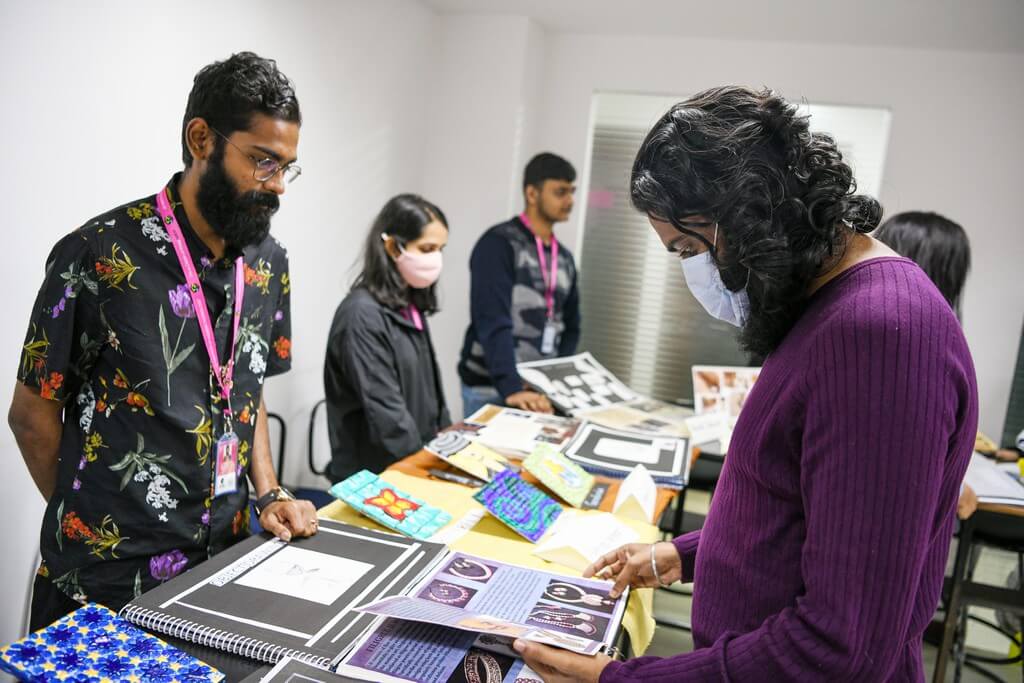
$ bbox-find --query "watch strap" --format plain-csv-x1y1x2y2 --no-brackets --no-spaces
254,486,295,517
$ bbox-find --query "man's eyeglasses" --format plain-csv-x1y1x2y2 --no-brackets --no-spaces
209,126,302,184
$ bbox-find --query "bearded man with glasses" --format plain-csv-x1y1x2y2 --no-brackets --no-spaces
9,51,317,630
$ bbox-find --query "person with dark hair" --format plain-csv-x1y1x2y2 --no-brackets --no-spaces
875,211,980,518
324,194,451,481
512,87,978,681
875,211,971,317
458,152,581,417
8,52,316,629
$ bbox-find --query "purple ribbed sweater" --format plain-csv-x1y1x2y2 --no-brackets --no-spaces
602,258,978,682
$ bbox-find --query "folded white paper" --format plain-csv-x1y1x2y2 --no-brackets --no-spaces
612,464,657,523
533,511,640,572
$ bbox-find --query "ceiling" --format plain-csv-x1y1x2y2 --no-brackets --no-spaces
421,0,1024,54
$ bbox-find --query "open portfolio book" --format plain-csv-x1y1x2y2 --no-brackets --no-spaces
338,550,628,683
119,520,627,681
120,520,449,670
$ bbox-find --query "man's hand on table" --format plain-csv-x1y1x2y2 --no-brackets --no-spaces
506,391,554,414
260,499,318,542
513,639,611,683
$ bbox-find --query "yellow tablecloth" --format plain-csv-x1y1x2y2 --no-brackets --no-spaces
318,470,658,655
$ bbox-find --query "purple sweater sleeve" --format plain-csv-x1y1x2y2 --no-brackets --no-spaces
601,273,976,681
672,530,700,582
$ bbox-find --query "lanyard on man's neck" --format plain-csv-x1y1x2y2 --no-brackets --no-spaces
520,212,559,320
156,187,244,422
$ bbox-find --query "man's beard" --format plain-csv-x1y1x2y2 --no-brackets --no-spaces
196,148,279,250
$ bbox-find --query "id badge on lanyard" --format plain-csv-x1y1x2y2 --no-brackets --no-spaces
214,431,240,496
156,188,244,497
541,320,557,355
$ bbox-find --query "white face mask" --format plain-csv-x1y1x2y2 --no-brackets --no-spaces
678,225,750,327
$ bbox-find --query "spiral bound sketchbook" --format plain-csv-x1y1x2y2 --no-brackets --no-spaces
562,423,690,489
119,519,448,670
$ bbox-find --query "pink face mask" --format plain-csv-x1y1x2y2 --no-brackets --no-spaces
384,234,443,289
396,248,443,288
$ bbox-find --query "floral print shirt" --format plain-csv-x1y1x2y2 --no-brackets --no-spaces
18,174,292,610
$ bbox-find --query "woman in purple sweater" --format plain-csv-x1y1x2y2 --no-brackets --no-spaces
513,87,978,681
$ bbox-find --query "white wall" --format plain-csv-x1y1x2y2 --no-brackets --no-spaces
0,0,438,645
532,33,1024,439
418,14,547,419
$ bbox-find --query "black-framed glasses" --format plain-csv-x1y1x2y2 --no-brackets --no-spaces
209,126,302,184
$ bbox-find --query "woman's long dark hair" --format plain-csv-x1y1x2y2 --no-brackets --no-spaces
630,86,882,357
353,194,449,314
874,211,970,316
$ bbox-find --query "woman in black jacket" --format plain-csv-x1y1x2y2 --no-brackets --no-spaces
324,194,451,481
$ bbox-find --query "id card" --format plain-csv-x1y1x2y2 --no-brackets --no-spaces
214,432,239,496
541,321,557,354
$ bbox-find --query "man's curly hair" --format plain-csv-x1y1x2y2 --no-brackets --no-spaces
181,52,301,167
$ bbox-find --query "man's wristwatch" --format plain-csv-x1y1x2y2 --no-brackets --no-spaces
254,486,296,517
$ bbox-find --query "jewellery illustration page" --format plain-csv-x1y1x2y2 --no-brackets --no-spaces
339,552,627,682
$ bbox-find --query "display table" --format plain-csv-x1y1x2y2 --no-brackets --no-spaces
320,469,660,655
390,448,679,522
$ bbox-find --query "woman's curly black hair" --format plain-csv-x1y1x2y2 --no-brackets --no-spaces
630,86,882,357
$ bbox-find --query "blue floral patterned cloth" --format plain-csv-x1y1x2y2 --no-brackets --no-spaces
0,603,223,682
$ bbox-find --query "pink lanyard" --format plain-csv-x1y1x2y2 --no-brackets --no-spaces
156,188,244,420
519,212,558,320
404,304,424,331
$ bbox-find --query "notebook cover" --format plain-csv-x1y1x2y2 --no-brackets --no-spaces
472,470,562,542
522,443,594,507
426,432,511,483
0,603,223,682
120,519,449,668
330,470,453,539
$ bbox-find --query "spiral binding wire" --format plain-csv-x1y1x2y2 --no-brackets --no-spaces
120,606,332,669
584,463,685,490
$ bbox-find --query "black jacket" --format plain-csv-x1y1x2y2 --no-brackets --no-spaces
324,288,450,481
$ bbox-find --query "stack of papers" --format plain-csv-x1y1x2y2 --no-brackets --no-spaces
963,453,1024,506
463,404,582,456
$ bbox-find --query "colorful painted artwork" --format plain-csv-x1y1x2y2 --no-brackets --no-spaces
473,470,562,543
523,443,594,508
364,488,420,521
330,470,452,540
426,432,511,482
